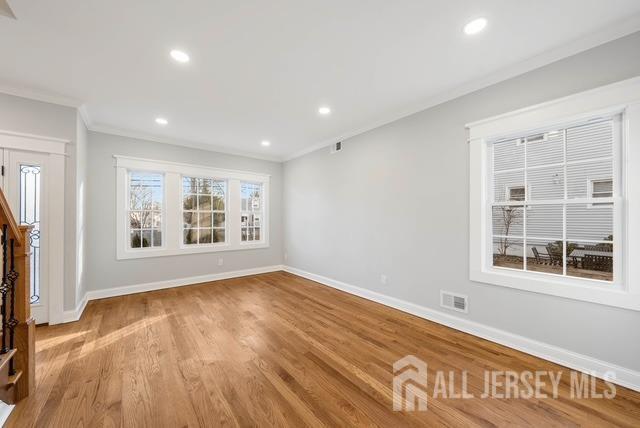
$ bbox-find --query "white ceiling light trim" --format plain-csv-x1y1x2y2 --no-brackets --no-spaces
261,140,271,147
464,17,488,35
318,106,331,115
170,49,190,63
155,117,168,125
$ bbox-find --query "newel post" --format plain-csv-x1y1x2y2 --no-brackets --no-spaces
13,225,34,400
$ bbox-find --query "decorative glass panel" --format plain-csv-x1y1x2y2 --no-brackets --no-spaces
20,165,41,304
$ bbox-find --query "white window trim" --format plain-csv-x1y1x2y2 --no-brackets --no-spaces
467,76,640,311
115,156,270,259
587,178,614,209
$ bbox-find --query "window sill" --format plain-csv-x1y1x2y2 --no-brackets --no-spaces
470,267,640,311
117,241,270,260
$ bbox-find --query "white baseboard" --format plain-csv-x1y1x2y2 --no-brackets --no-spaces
283,265,640,393
61,265,285,324
0,402,14,427
61,293,89,323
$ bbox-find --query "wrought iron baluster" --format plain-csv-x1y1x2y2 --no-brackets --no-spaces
0,224,8,354
8,238,18,375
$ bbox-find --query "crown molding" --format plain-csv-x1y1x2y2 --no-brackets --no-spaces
88,123,284,163
284,14,640,161
0,83,83,108
77,104,92,128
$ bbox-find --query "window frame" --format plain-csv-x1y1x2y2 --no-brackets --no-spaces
467,77,640,311
240,181,265,245
126,170,166,251
181,176,229,248
488,116,621,285
116,156,270,260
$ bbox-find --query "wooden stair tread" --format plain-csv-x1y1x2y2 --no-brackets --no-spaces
0,349,16,373
6,369,22,387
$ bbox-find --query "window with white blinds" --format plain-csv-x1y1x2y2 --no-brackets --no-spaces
490,116,619,283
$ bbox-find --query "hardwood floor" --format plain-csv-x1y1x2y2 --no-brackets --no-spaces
7,271,640,427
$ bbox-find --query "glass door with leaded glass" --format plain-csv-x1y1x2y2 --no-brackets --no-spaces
2,150,49,324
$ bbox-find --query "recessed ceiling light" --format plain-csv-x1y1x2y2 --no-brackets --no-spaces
170,49,190,63
464,17,487,35
318,106,331,115
261,140,271,147
155,117,168,125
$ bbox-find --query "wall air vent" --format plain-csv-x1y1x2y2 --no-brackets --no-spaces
330,141,342,154
440,291,468,313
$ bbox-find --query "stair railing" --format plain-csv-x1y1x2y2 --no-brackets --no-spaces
0,187,34,402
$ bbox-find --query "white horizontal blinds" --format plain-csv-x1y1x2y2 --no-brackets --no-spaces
182,177,227,245
128,172,163,248
490,116,617,282
240,182,263,242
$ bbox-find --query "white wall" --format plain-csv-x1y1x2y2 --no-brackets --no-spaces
84,132,283,292
283,32,640,371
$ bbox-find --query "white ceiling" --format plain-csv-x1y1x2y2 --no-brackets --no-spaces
1,1,640,161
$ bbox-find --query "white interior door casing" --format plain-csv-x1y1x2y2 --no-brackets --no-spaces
0,131,67,325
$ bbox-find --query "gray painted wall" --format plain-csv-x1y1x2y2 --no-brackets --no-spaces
85,132,283,292
283,32,640,371
0,93,80,311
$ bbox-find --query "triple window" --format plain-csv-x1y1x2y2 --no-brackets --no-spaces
118,157,269,259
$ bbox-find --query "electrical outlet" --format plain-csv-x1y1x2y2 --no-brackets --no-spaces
218,258,224,266
380,274,387,285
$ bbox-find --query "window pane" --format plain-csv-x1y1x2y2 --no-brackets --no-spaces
567,160,612,199
196,178,210,192
183,177,198,194
212,195,225,211
213,213,225,227
526,131,563,168
527,165,564,200
130,172,163,210
494,170,524,202
183,212,197,228
526,238,563,275
183,194,196,210
213,229,225,243
198,195,212,211
492,238,523,270
199,228,212,244
130,211,142,229
566,241,613,282
493,138,524,171
241,215,248,227
241,182,262,212
241,228,247,242
141,230,152,248
254,227,261,241
248,228,254,241
152,230,162,247
526,205,562,239
184,229,198,245
566,120,612,162
566,204,613,242
254,214,261,228
492,206,523,237
199,212,212,228
130,230,141,248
